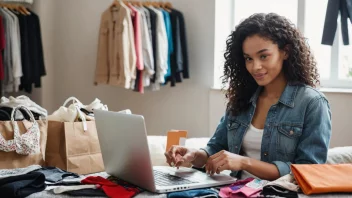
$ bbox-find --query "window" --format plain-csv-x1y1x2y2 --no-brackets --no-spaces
304,0,331,80
214,0,352,89
233,0,298,26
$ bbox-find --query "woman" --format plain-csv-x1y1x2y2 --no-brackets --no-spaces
164,13,331,181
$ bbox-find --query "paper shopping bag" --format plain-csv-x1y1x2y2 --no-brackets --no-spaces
45,120,104,175
0,106,48,169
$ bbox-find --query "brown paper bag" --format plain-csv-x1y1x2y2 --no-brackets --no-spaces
0,109,47,169
45,120,104,175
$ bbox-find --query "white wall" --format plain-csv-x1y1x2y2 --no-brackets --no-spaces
33,0,351,147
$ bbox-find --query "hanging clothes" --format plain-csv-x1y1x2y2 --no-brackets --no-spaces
17,9,46,93
5,8,22,93
127,4,144,93
0,8,22,93
172,8,189,80
95,2,136,89
96,2,189,93
144,7,158,85
0,16,5,85
149,6,168,87
322,0,352,45
162,10,173,80
135,6,154,88
0,7,46,95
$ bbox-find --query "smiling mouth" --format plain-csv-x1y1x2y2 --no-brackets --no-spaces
254,73,267,79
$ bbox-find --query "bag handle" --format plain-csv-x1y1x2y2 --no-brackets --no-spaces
63,97,83,108
62,97,87,131
11,106,36,123
73,104,87,131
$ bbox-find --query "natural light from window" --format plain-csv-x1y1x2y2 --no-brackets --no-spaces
305,0,331,80
214,0,352,90
233,0,298,26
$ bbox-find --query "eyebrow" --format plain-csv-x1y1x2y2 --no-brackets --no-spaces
243,49,269,56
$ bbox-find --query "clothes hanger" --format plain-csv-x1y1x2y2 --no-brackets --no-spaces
161,2,171,12
152,1,161,8
143,1,150,7
18,5,30,15
110,0,122,10
165,2,172,9
3,4,26,15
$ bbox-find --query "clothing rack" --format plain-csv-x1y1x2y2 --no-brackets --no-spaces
0,2,30,15
0,3,46,97
0,0,33,5
95,0,189,93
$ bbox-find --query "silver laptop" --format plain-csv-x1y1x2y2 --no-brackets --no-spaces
94,110,237,193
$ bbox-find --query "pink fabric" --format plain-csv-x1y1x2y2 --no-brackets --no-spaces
233,186,262,197
219,178,254,198
127,4,144,93
128,4,144,71
219,178,267,198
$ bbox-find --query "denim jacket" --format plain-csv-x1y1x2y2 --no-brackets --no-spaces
202,83,332,177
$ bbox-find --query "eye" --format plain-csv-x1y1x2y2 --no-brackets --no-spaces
260,55,267,60
244,57,252,61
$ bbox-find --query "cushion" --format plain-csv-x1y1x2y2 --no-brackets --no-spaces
327,146,352,164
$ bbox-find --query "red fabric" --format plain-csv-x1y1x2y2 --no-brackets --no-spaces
82,176,140,198
0,16,5,80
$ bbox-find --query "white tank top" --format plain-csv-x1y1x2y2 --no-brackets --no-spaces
240,124,263,180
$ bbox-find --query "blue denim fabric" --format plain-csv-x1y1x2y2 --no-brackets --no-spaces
202,83,332,177
167,189,218,198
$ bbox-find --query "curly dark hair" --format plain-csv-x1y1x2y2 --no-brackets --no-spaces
222,13,319,116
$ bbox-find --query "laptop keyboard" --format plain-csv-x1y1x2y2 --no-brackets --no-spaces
153,170,197,186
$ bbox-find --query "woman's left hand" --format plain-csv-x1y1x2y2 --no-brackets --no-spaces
205,150,247,176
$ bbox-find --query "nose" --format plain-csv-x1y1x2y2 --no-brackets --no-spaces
253,60,262,70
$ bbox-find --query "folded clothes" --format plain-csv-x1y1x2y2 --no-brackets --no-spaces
33,167,80,184
167,188,218,198
220,178,269,198
262,185,298,198
0,165,42,180
82,176,141,198
261,174,299,198
52,184,99,194
291,164,352,195
0,171,46,198
63,188,107,197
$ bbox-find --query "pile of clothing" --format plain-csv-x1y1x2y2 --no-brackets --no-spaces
0,165,144,198
48,97,108,131
0,95,47,121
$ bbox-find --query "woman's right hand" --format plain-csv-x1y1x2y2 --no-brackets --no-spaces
164,146,198,168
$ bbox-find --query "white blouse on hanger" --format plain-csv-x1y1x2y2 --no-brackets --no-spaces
135,6,154,87
148,6,168,85
3,8,23,92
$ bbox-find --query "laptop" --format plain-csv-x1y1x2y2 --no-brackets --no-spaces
94,110,237,193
